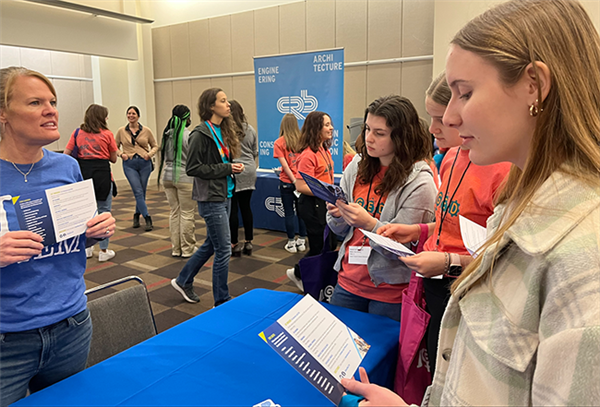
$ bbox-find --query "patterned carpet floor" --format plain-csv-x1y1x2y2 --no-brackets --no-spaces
84,183,304,333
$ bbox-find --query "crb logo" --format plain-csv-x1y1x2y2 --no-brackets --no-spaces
264,197,285,217
416,347,431,372
319,285,335,302
277,90,318,120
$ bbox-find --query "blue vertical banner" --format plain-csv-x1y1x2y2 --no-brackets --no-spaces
254,49,344,173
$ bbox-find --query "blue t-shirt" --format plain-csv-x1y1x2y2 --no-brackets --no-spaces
0,150,87,332
208,124,235,198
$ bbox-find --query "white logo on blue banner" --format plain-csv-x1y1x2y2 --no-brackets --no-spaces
254,49,344,171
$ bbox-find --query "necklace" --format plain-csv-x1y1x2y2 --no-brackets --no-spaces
10,161,35,182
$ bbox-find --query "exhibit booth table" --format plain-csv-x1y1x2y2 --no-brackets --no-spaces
13,289,399,407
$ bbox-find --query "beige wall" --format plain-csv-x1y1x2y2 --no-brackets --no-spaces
433,0,600,75
0,45,94,152
151,0,436,151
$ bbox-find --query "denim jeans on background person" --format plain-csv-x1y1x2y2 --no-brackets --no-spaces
176,200,232,306
96,183,113,250
0,308,92,406
123,155,152,217
330,284,402,322
279,181,307,240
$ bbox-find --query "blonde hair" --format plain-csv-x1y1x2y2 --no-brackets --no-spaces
0,66,56,114
343,140,356,157
279,113,301,153
451,0,600,294
426,71,451,107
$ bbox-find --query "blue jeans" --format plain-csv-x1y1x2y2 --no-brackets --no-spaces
96,183,113,250
0,308,92,406
177,200,232,306
330,284,402,322
279,181,307,240
123,155,152,217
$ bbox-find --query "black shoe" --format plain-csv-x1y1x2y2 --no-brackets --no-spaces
144,215,153,231
133,213,140,228
231,242,243,257
243,241,252,256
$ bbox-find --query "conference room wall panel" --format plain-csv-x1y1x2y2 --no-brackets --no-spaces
172,80,194,115
254,7,280,57
52,79,85,151
19,48,52,77
367,0,402,60
279,2,307,54
232,75,259,132
366,63,402,107
154,81,173,137
80,81,94,115
306,0,336,51
401,60,434,114
152,26,172,79
402,0,435,57
344,66,368,132
51,52,83,79
209,16,233,75
189,20,212,76
170,23,191,78
335,0,368,63
152,0,435,142
231,12,256,72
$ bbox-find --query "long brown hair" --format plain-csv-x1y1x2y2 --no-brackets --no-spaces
451,0,600,294
279,113,301,153
229,99,247,140
198,88,240,159
298,111,332,153
355,95,431,196
81,104,109,134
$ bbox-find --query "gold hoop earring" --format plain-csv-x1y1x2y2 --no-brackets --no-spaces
529,99,543,117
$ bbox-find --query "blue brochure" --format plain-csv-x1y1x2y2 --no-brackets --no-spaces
299,172,348,205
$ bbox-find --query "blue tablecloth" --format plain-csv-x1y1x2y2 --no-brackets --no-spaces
13,289,399,407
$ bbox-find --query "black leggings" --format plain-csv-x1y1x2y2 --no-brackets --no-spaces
229,189,254,244
294,195,336,278
423,276,454,377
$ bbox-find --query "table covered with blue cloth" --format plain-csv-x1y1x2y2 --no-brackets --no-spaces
13,289,399,407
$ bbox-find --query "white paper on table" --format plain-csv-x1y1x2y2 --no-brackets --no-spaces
46,179,97,243
459,215,487,258
360,229,443,279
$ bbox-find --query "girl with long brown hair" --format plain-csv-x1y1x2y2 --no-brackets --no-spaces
342,0,600,405
171,88,244,308
326,95,437,322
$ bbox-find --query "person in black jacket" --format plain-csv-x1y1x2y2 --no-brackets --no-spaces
171,88,244,307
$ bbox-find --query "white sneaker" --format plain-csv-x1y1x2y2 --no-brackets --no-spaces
286,268,304,291
284,240,297,253
98,249,116,262
85,247,94,258
296,238,307,252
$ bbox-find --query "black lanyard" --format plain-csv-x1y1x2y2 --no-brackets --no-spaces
436,151,471,248
318,148,334,183
363,179,384,217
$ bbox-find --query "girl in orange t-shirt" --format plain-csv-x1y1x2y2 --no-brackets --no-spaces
286,111,336,291
273,114,307,253
326,96,437,322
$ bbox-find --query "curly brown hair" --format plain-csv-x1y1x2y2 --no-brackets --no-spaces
197,88,240,159
298,111,332,153
355,95,431,196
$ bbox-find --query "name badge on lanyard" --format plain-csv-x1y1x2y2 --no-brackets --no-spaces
348,245,372,265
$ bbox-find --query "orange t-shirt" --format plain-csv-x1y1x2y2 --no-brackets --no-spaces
273,137,298,184
66,128,117,160
423,147,511,254
337,167,408,304
296,147,334,184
